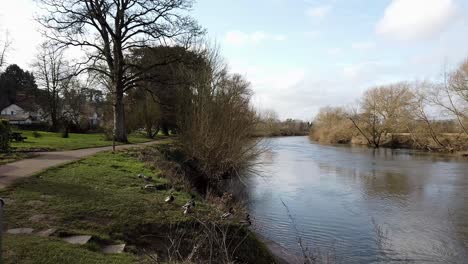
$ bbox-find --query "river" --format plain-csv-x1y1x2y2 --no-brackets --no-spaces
247,136,468,263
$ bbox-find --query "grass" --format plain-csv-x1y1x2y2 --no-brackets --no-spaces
0,149,215,263
0,152,37,165
4,235,138,264
10,130,152,151
0,145,275,263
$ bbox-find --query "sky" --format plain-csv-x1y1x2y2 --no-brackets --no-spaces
1,0,468,120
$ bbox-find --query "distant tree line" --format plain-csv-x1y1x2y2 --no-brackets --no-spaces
254,109,310,137
310,59,468,152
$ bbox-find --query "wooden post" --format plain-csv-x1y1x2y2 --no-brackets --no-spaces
112,128,116,153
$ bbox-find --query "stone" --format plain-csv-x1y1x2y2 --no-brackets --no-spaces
26,200,46,207
37,228,57,237
62,235,92,245
6,228,34,234
40,195,53,200
29,214,46,222
102,244,126,254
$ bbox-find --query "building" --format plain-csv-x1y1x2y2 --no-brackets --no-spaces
0,104,44,125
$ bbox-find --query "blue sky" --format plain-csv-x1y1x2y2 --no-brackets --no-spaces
2,0,468,120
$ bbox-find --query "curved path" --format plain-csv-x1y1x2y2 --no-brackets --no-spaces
0,141,160,189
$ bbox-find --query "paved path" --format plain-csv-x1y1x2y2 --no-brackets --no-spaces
0,141,159,189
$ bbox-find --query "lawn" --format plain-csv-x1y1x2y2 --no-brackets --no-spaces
10,130,152,151
0,149,215,263
0,145,274,263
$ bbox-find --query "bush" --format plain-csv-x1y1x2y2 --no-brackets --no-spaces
0,119,11,152
310,107,355,144
178,52,261,187
32,131,42,138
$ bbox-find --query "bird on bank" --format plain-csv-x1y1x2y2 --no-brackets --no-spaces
183,195,196,209
182,195,196,215
165,192,175,203
240,214,252,226
141,184,156,190
221,207,234,219
138,173,153,182
183,205,192,215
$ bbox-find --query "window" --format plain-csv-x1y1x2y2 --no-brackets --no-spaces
11,111,15,115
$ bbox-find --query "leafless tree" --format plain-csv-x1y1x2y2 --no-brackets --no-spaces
310,106,354,144
0,31,12,70
410,81,452,151
32,43,73,131
348,83,414,148
447,60,468,134
178,47,262,184
35,0,204,141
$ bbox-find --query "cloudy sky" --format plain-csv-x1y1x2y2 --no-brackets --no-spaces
1,0,468,120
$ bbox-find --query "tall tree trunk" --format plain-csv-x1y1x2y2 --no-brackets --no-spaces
113,84,127,142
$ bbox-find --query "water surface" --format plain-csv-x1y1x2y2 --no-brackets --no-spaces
247,137,468,263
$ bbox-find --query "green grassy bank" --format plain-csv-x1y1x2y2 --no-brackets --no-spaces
0,145,275,263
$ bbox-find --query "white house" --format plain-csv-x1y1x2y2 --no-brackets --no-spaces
0,104,44,125
1,104,25,116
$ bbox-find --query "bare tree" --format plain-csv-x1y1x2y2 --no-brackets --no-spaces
348,83,414,148
0,31,11,70
411,83,449,150
447,60,468,134
32,43,72,131
36,0,204,142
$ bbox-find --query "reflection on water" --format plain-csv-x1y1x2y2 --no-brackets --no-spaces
247,137,468,263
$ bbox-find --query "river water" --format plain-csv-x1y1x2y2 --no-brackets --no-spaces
247,137,468,263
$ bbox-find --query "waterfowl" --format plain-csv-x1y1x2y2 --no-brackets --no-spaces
143,176,152,182
165,193,175,203
137,173,152,182
239,214,252,226
183,205,192,215
221,207,234,219
183,195,196,209
142,184,156,190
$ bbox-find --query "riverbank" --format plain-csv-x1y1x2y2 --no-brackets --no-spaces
1,144,276,263
310,132,468,157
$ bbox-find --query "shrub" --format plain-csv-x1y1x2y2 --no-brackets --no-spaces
310,107,355,144
0,119,11,152
178,50,261,187
32,131,42,138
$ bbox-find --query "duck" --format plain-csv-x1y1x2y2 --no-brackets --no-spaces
183,205,192,215
239,214,252,226
141,184,156,190
221,207,234,219
165,192,175,203
143,176,152,182
138,174,152,182
182,195,196,209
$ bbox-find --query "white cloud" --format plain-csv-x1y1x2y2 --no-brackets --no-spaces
376,0,459,41
224,31,287,46
351,41,375,51
305,5,332,19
